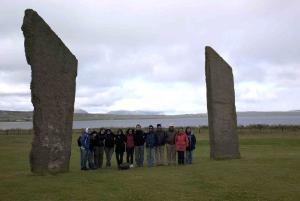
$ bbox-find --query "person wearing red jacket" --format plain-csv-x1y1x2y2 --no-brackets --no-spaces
126,128,135,168
175,127,189,165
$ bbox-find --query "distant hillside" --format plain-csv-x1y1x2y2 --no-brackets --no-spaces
0,108,88,122
107,110,164,115
0,110,300,122
0,110,33,122
74,109,89,114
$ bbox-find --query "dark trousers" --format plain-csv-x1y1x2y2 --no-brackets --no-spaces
94,146,104,168
126,147,134,164
116,151,124,166
177,151,185,165
104,147,114,167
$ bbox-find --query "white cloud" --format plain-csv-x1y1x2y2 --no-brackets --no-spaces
105,78,205,114
0,0,299,113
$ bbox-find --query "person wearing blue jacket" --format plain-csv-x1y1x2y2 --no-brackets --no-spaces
145,125,157,167
78,128,90,170
185,127,196,164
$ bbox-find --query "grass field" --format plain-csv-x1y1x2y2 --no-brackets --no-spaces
0,129,300,201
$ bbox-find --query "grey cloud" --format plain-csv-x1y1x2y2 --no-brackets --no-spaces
0,94,31,111
0,0,300,112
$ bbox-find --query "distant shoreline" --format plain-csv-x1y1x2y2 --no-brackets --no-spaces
1,115,300,129
1,110,300,122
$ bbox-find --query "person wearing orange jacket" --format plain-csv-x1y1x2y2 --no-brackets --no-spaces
175,127,189,165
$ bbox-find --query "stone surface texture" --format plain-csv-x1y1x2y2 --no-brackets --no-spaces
205,46,240,159
22,9,77,173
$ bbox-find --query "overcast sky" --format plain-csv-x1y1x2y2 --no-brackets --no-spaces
0,0,299,114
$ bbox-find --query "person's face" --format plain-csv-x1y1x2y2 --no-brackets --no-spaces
149,127,153,132
187,128,191,133
136,125,141,130
128,129,132,134
169,126,174,132
157,126,162,130
179,128,183,132
107,130,111,134
101,130,105,134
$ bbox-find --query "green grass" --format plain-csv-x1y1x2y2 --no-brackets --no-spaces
0,130,300,201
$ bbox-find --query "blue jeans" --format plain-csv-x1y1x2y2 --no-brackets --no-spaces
80,147,88,169
87,150,95,169
135,146,144,166
146,147,155,167
186,150,193,164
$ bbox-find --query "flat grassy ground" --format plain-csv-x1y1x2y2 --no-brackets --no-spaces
0,129,300,201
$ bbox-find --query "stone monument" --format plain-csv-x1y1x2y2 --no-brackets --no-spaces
22,9,78,173
205,46,240,159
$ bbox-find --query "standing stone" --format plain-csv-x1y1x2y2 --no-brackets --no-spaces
205,46,240,159
22,9,78,174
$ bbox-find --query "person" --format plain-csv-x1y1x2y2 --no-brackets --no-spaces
88,130,97,169
115,129,126,169
155,124,166,165
165,124,176,165
94,128,105,168
145,125,156,167
134,124,145,167
185,127,196,164
78,128,89,170
125,128,135,168
104,129,115,167
175,127,189,165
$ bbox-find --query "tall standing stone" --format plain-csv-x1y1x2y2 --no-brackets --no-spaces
22,9,78,174
205,46,240,159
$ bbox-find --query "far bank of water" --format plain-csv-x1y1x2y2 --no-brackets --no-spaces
0,115,300,129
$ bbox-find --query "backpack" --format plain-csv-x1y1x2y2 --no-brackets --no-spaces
119,163,130,170
187,134,196,151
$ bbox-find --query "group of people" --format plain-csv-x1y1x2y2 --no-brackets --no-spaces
77,124,196,170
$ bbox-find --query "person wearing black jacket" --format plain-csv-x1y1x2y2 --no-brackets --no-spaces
104,129,115,167
134,124,145,167
155,124,167,166
88,130,97,169
94,128,106,168
115,129,127,168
